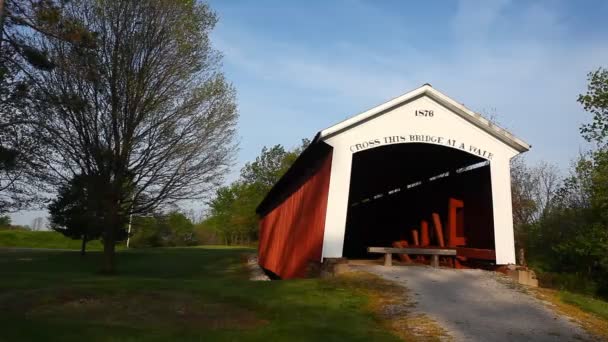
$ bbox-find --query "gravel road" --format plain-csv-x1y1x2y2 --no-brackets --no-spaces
354,265,594,341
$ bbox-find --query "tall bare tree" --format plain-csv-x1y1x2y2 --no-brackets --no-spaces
511,157,561,226
19,0,238,272
511,156,561,257
0,116,43,213
2,0,98,214
1,0,66,213
511,156,538,228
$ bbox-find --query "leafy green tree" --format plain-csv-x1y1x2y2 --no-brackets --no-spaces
526,153,608,291
48,175,106,255
129,211,197,248
129,216,157,248
162,211,197,246
579,68,608,147
193,220,220,245
206,183,258,245
524,69,608,297
578,68,608,220
241,139,309,189
0,214,11,228
206,139,309,245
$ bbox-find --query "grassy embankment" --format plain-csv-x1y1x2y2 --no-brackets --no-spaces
0,230,104,250
0,246,404,342
530,288,608,339
528,258,608,333
559,291,608,321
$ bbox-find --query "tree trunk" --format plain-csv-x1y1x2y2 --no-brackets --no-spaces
102,225,116,274
0,0,5,53
101,191,124,274
80,233,87,256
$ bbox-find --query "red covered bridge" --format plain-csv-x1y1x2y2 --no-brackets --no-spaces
256,84,530,279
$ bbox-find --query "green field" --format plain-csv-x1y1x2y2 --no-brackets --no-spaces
0,230,104,250
0,247,400,342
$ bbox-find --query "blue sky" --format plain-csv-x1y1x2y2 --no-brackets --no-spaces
10,0,608,225
211,0,607,167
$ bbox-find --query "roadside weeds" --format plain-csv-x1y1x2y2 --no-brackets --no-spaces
530,287,608,341
328,271,451,342
496,272,607,341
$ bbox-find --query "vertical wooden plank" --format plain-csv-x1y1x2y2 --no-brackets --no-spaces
258,153,333,279
432,213,445,247
448,198,466,247
412,229,420,246
420,220,430,246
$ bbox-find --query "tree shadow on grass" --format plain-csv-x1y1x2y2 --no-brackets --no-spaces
1,248,402,342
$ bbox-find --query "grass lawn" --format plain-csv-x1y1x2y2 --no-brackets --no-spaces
559,291,608,321
0,230,104,250
0,247,401,342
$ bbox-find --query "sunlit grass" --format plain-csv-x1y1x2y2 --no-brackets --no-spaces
0,247,401,341
559,291,608,321
532,287,608,340
0,230,104,250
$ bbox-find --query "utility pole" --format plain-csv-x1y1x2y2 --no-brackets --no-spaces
126,211,133,248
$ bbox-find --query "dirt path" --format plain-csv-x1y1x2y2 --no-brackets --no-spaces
353,265,594,341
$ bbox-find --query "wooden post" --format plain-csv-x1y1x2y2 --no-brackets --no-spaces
384,253,392,266
420,220,430,246
448,198,466,247
411,229,420,246
431,255,439,268
432,213,445,247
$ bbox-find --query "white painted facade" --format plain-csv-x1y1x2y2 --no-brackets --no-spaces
317,84,529,265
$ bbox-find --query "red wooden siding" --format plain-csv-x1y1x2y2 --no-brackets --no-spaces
258,153,333,279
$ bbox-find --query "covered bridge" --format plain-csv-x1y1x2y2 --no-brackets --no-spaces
256,84,530,279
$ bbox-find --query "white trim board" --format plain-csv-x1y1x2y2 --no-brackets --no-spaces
319,84,530,153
